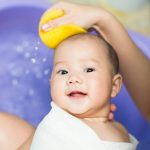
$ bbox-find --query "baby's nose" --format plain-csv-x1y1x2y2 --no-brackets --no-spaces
67,74,82,85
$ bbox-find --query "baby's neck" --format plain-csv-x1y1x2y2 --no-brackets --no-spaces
81,116,109,124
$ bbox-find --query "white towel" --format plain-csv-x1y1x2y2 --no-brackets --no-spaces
30,102,138,150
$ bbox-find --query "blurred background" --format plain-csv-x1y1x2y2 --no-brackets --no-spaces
0,0,150,147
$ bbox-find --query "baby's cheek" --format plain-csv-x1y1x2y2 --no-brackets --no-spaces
51,79,59,94
51,79,65,94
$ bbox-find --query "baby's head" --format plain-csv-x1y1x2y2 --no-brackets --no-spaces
50,33,122,119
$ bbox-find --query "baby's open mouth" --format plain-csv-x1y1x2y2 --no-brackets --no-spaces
67,91,87,97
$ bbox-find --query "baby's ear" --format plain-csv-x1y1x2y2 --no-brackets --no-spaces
111,74,122,98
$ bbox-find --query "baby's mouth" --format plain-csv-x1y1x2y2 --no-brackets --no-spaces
67,91,87,98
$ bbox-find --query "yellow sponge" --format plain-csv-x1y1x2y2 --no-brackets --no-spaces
39,9,86,49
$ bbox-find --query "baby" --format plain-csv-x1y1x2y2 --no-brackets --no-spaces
30,33,138,150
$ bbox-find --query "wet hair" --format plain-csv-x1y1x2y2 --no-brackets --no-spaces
55,32,119,74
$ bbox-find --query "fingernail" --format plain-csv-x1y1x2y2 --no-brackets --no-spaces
42,24,49,31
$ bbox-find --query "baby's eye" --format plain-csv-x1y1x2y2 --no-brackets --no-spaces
57,69,68,75
84,67,95,73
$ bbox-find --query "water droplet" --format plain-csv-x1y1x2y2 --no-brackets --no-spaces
10,68,23,77
42,58,47,62
31,58,36,64
44,69,50,75
16,45,24,53
12,79,18,86
24,52,31,58
35,46,39,51
29,89,34,96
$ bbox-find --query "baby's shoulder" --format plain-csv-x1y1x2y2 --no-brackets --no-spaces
105,121,130,142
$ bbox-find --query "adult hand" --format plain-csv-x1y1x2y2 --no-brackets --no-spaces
42,1,108,32
109,104,117,121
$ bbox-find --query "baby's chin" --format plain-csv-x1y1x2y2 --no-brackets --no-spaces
66,109,87,118
56,99,98,118
65,107,95,119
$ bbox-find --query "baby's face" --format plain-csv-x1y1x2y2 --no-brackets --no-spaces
50,36,120,118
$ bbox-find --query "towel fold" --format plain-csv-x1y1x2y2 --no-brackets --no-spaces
30,102,138,150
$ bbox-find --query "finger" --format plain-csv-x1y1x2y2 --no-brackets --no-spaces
42,15,70,31
92,25,109,42
41,2,68,31
110,103,117,112
108,112,114,121
42,21,56,31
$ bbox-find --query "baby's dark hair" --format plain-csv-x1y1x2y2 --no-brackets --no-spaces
101,36,119,74
57,32,119,74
